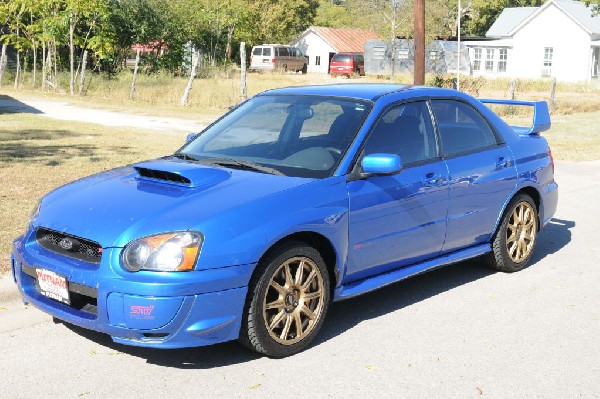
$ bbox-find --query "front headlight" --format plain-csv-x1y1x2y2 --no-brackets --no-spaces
25,200,42,233
121,231,203,272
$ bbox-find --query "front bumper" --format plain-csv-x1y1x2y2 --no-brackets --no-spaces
11,236,254,349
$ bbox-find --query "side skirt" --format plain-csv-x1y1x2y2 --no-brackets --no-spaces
334,244,491,301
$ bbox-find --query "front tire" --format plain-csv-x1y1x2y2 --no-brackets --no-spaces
239,241,330,358
484,194,538,272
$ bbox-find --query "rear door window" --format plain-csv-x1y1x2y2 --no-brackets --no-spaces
252,48,262,56
431,100,498,157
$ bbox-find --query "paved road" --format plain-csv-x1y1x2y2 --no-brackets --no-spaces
1,160,598,398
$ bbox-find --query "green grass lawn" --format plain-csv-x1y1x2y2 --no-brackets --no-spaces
1,107,598,274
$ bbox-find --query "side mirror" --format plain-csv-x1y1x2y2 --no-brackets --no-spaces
361,153,402,175
186,133,198,143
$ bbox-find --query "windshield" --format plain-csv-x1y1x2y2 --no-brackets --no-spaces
178,95,372,178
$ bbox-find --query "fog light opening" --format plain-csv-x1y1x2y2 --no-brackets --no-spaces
142,332,169,339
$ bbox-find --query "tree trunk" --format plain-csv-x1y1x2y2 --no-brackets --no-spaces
240,42,247,101
225,25,235,60
32,45,37,88
53,40,58,89
79,49,88,95
14,52,20,89
69,12,75,95
21,49,27,86
0,43,7,86
129,48,140,100
180,50,200,106
41,43,47,92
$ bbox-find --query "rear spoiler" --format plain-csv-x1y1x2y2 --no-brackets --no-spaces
480,99,551,135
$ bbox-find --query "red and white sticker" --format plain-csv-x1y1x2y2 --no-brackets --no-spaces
36,268,70,305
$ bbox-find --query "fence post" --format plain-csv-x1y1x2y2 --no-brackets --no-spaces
549,77,556,110
509,79,516,100
180,49,199,106
129,48,140,100
240,42,247,101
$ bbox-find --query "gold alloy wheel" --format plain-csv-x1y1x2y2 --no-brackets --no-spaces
262,256,325,345
506,201,537,263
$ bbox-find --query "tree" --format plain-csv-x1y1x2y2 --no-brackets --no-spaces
62,0,112,95
314,0,355,28
245,0,319,44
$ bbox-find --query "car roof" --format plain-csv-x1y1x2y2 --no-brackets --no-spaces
259,84,456,102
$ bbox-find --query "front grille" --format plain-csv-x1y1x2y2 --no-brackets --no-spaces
35,227,102,264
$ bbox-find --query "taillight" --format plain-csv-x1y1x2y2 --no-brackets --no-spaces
548,147,555,172
271,58,275,63
250,57,253,64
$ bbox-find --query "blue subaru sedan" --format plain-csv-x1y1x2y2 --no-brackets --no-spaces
12,84,558,357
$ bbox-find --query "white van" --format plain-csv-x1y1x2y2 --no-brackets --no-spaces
250,45,307,73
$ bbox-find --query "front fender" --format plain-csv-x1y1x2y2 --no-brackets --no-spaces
194,177,350,275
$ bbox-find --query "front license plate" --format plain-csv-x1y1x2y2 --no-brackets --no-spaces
36,268,70,305
338,67,344,70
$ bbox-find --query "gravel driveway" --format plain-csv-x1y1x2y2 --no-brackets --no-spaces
0,95,207,132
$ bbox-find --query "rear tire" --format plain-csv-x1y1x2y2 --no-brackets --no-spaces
301,63,307,74
239,241,330,358
484,194,538,272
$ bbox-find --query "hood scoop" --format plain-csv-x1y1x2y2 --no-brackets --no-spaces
133,159,231,188
135,166,192,185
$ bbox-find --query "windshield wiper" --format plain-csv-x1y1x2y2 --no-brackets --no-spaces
172,153,201,162
208,158,284,176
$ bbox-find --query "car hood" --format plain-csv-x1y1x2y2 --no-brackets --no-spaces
34,158,313,248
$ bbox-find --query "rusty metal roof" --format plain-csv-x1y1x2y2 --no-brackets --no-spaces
304,26,381,53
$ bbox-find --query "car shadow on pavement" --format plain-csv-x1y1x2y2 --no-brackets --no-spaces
528,218,574,264
0,95,42,114
58,217,574,368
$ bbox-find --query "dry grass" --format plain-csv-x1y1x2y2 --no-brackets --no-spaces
545,112,600,161
0,113,184,274
6,69,600,117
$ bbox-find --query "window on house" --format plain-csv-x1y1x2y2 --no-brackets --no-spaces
498,49,507,73
543,47,553,67
398,48,409,60
472,48,482,71
542,47,553,77
485,48,495,72
373,47,386,60
429,50,442,62
316,56,321,66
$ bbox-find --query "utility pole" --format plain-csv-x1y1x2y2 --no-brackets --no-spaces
457,0,461,91
414,0,425,85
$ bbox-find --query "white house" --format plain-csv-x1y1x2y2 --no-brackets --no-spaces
290,26,381,73
464,0,600,82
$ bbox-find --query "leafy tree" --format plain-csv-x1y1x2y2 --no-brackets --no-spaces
314,0,355,28
245,0,319,44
